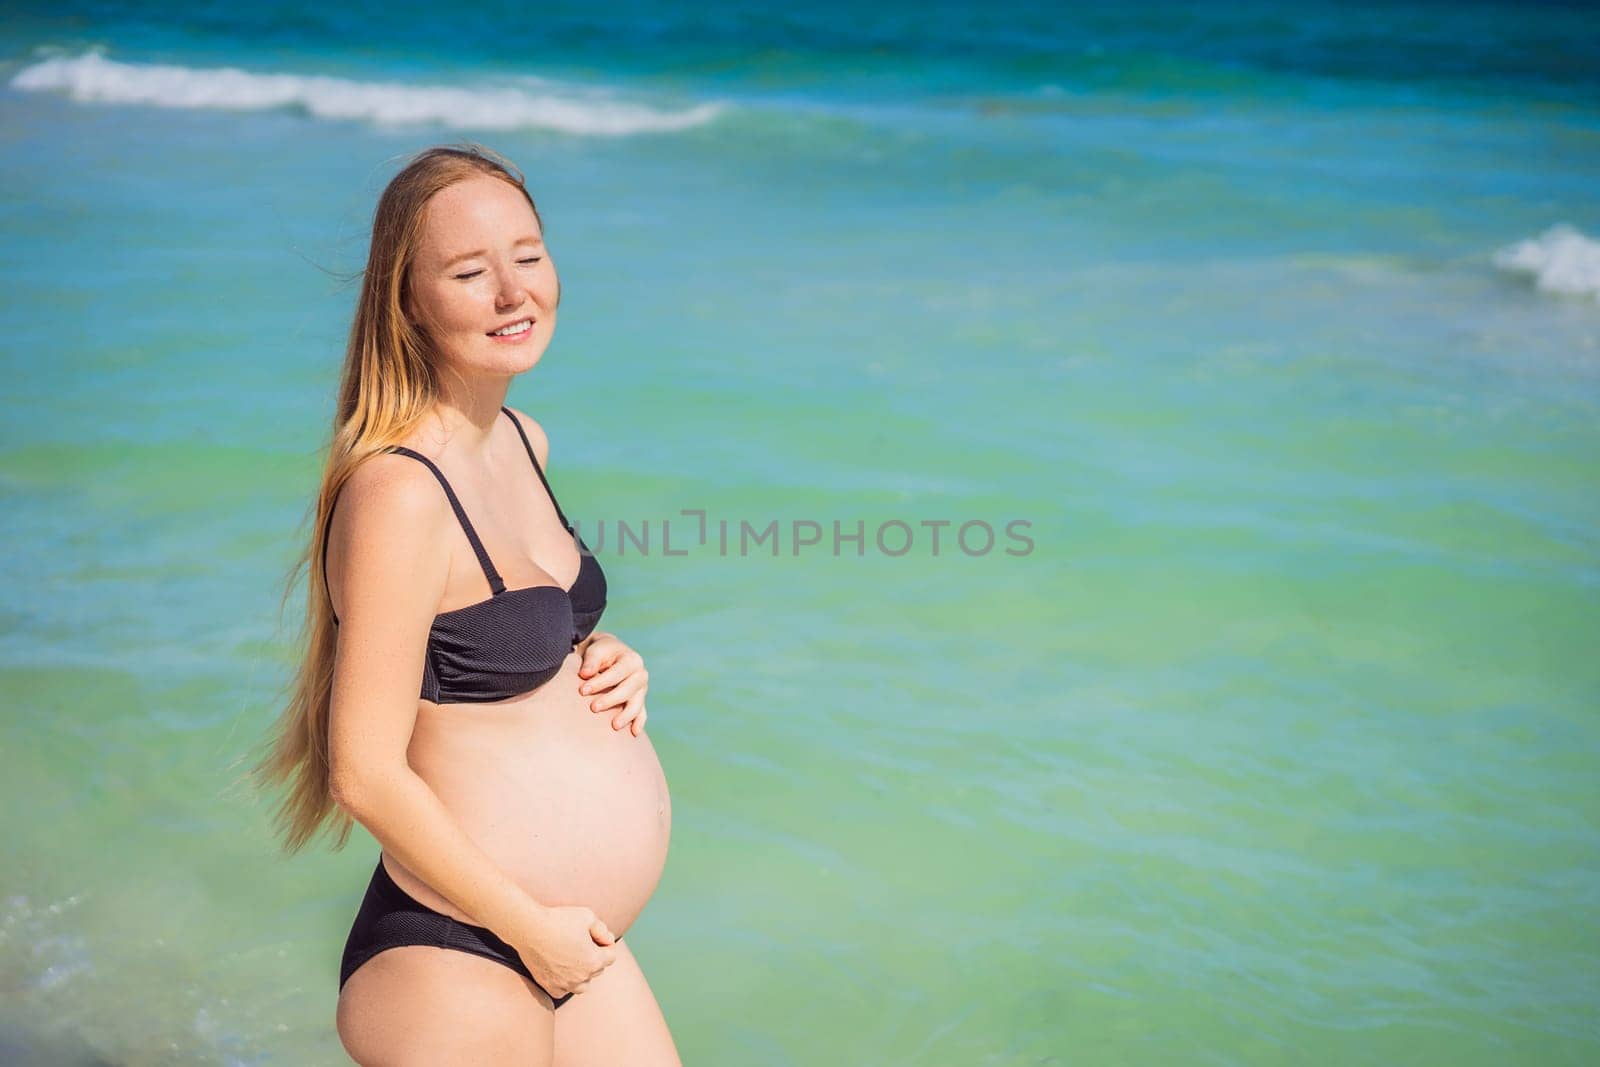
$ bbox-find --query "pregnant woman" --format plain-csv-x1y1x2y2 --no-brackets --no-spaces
254,143,677,1064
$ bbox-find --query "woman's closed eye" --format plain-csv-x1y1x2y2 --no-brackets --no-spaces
454,257,542,281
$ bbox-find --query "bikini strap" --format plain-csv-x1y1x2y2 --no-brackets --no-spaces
388,446,508,594
500,406,572,530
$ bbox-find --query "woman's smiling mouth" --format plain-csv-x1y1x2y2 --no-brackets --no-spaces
487,317,534,340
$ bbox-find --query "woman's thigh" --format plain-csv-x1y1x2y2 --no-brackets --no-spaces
553,940,681,1067
336,945,556,1066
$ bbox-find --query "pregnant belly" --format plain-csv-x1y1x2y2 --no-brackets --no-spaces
387,653,673,938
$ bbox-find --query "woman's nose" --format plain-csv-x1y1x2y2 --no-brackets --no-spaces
493,264,524,307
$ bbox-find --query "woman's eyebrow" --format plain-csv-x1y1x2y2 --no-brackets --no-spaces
442,235,544,268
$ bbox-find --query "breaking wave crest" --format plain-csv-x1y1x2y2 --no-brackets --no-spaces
1493,224,1600,303
10,49,726,136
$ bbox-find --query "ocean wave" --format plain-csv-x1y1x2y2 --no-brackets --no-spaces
8,49,725,136
1493,224,1600,303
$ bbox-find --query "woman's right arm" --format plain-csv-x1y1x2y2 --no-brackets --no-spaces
322,455,615,969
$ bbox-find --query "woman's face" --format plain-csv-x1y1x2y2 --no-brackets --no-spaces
405,173,559,378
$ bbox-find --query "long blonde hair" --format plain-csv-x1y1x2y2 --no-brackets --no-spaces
249,142,545,854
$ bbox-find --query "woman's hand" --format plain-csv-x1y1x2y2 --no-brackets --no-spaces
577,632,649,736
511,904,618,1001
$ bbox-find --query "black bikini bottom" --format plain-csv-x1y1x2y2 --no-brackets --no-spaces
339,856,621,1008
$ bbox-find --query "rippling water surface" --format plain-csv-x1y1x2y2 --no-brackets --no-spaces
2,1,1597,1062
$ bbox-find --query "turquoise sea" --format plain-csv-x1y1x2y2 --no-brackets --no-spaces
2,2,1597,1063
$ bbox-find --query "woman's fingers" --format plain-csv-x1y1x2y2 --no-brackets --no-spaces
583,665,646,705
611,696,647,732
575,643,649,731
579,667,622,697
578,651,642,697
590,673,646,715
577,645,619,681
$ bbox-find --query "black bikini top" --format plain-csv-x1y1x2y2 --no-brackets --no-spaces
323,406,607,704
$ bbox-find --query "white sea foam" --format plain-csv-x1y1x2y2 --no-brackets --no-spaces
9,49,725,135
1493,224,1600,303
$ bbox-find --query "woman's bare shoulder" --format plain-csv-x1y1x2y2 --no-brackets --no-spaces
338,449,448,527
325,451,452,617
503,404,551,469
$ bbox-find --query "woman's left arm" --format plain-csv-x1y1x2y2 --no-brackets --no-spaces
576,632,649,737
